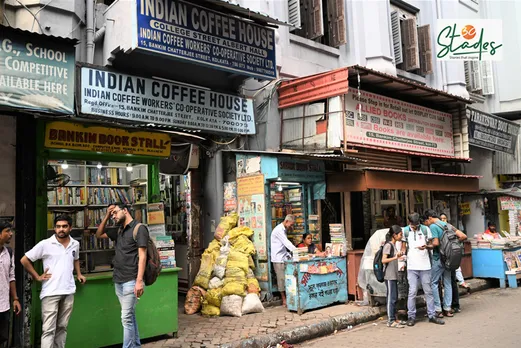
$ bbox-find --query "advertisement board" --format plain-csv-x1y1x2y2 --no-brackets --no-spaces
468,108,519,155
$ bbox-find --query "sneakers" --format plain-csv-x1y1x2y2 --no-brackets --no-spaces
407,319,415,327
429,317,445,325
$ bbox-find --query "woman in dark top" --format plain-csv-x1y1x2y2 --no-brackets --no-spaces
297,233,325,256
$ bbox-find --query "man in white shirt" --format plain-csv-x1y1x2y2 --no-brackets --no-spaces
403,213,444,326
21,215,86,348
270,214,296,307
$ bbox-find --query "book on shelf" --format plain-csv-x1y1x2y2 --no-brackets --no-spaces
87,207,118,228
81,231,114,250
88,167,127,186
87,187,133,205
47,211,84,229
48,187,86,206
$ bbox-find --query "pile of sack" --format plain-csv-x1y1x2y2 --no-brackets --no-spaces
184,213,264,317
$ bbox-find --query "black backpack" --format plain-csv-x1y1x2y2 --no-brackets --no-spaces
434,222,463,271
373,241,394,283
132,223,162,286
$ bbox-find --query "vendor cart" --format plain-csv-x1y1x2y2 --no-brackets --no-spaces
284,256,348,314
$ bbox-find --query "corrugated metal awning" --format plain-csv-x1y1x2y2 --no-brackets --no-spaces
223,149,364,163
2,25,78,44
327,168,480,193
278,65,472,112
204,0,295,27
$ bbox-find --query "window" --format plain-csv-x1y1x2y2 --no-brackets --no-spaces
390,5,433,76
464,61,494,96
288,0,347,48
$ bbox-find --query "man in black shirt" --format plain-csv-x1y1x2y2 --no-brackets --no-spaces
96,204,149,348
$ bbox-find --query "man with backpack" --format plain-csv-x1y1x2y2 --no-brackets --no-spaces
0,221,21,348
403,213,444,326
96,204,149,348
423,209,464,319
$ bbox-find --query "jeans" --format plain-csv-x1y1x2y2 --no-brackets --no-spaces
115,280,141,348
385,280,398,323
41,295,75,348
431,258,452,312
0,310,9,346
407,269,435,320
451,271,460,310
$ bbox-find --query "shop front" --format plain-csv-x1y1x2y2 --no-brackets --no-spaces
0,26,76,347
38,120,181,347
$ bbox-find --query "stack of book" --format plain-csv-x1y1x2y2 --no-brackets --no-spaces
292,247,309,261
329,223,349,256
155,236,176,269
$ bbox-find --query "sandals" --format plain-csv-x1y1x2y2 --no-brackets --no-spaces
387,321,405,328
436,311,444,318
443,310,454,317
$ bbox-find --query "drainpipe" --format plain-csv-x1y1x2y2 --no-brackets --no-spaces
215,150,224,218
435,0,447,91
86,0,94,63
102,19,115,65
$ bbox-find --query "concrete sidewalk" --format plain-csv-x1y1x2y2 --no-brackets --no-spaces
142,278,491,348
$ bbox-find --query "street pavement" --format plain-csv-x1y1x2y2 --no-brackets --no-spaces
299,287,521,348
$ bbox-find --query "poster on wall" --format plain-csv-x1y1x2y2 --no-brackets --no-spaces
344,88,454,156
237,175,267,261
499,196,521,210
223,182,237,213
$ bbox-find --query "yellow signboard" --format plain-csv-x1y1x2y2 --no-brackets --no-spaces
459,202,471,216
44,121,171,157
237,175,265,196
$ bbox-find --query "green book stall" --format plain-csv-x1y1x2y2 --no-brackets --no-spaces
35,120,180,347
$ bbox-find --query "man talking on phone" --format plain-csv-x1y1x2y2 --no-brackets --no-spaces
403,213,444,326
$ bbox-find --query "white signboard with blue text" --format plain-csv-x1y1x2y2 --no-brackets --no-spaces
78,66,256,135
136,0,277,80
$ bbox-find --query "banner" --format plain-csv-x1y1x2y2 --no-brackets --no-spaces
79,66,255,135
136,0,276,80
159,144,193,174
0,27,75,113
468,108,519,155
237,174,266,260
500,196,521,211
44,121,171,157
344,88,454,156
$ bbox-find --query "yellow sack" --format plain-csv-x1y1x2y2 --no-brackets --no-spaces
222,281,247,297
205,239,221,254
227,249,249,273
201,303,220,317
228,226,254,240
247,277,261,294
231,235,256,256
205,288,223,308
214,213,238,241
224,267,247,282
193,253,214,290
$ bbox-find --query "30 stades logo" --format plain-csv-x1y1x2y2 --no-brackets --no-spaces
436,20,503,61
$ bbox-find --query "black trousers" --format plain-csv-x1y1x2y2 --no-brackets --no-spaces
451,270,460,310
0,310,9,347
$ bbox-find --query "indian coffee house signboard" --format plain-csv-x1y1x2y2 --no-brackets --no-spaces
344,88,455,156
468,108,519,155
0,27,75,114
44,121,171,157
136,0,276,80
79,66,255,135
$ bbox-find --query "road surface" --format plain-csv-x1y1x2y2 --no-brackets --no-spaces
299,287,520,348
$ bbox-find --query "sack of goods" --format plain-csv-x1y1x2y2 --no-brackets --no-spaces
184,286,207,315
188,212,263,316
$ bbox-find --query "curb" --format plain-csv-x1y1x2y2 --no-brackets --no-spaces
220,278,493,348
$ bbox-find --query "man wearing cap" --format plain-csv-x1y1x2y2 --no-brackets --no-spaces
403,213,444,326
0,221,21,347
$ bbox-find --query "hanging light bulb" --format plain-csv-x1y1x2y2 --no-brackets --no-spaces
61,161,69,169
277,185,283,192
126,164,133,172
97,162,102,169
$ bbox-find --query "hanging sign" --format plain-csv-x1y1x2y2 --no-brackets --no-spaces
79,66,255,135
344,88,454,156
135,0,276,80
468,108,519,155
499,196,521,211
0,27,75,114
277,159,325,182
44,121,171,157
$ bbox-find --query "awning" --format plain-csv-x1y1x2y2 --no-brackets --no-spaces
278,65,471,112
204,0,295,27
223,149,364,164
346,143,472,162
327,168,480,193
